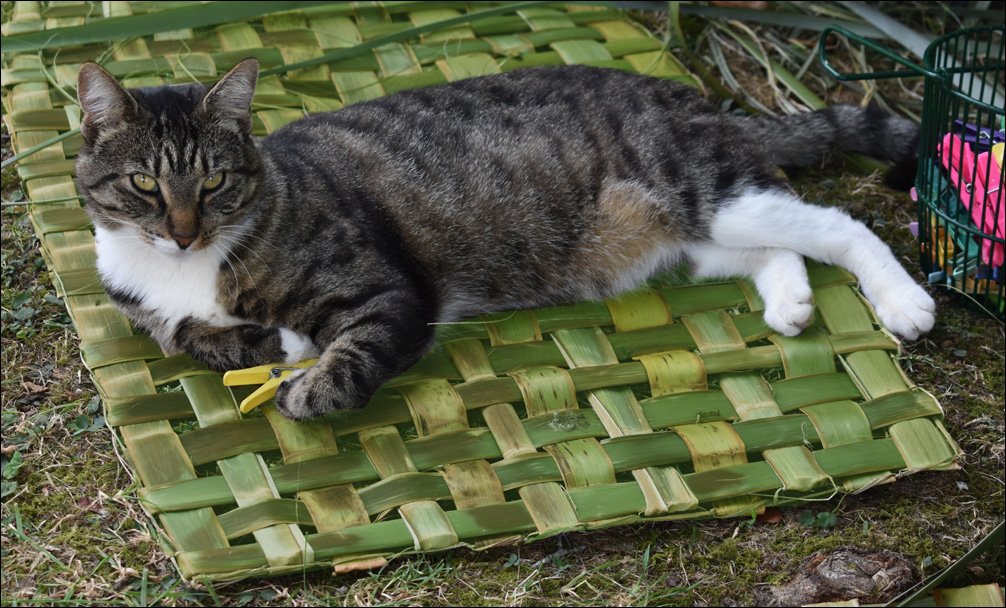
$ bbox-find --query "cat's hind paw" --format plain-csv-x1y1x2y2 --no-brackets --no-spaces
763,286,814,337
873,284,936,340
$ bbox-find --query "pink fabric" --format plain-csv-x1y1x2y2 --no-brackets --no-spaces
939,133,1005,267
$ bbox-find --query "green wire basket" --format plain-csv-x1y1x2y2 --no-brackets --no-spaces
821,25,1006,319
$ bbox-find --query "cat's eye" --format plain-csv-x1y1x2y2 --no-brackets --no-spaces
131,174,158,192
202,172,225,191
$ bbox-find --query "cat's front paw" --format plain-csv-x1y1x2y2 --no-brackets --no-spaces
873,284,936,340
273,366,367,420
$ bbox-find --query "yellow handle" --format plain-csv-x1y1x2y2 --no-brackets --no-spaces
223,358,318,386
221,358,319,413
239,377,285,413
223,363,279,386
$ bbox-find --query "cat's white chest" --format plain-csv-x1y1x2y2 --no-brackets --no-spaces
94,225,246,331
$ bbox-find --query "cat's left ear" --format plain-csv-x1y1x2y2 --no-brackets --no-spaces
203,58,258,134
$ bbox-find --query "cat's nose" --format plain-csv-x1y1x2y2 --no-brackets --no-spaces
173,235,196,249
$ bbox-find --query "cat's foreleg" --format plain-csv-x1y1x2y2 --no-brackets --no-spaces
711,189,936,339
272,303,435,420
689,244,813,336
173,317,319,371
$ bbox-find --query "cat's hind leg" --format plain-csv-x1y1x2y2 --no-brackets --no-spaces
710,188,936,339
689,244,813,336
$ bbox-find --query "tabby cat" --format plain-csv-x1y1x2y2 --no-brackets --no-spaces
74,59,935,420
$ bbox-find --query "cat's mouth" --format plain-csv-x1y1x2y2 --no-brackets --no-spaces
170,234,199,250
152,233,205,257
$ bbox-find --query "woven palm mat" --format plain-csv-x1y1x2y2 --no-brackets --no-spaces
2,2,961,581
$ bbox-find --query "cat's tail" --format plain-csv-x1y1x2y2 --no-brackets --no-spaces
736,106,919,190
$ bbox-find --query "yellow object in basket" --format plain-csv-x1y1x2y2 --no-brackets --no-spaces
223,359,318,413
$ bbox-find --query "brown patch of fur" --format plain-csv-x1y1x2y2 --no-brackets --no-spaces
573,180,679,295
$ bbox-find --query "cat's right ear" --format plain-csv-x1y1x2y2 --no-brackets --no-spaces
77,62,138,144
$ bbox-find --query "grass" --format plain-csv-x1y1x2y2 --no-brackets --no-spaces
2,2,1004,606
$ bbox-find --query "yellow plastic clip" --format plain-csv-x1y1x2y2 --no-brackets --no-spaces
222,359,318,414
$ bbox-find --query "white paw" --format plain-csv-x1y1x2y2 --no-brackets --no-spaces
873,284,936,340
763,288,814,337
279,328,320,364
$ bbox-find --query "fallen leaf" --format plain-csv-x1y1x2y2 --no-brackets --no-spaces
23,381,47,395
77,496,104,512
757,507,783,523
333,557,387,574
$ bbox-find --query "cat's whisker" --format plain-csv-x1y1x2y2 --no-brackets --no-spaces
97,232,147,247
88,214,162,248
212,241,243,293
214,235,268,302
215,230,273,271
89,210,145,231
217,227,283,257
213,233,246,268
230,248,259,284
216,225,283,254
214,231,258,265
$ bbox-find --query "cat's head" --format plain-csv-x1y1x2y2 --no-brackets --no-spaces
75,58,262,258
